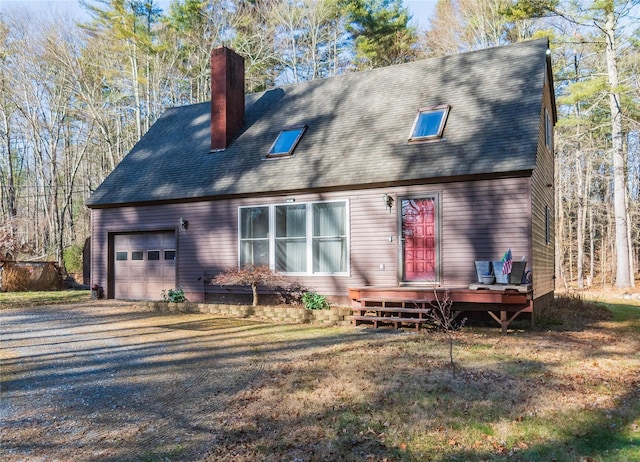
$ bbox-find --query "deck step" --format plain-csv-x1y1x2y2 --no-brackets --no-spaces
468,283,532,293
349,315,428,331
353,307,430,315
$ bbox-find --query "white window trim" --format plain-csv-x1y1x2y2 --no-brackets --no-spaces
238,200,350,276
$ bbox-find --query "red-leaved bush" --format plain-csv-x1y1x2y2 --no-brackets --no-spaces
212,265,286,306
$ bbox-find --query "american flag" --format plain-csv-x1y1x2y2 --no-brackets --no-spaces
502,249,512,275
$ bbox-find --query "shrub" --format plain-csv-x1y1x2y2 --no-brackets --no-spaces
274,281,307,306
302,291,330,310
63,244,83,274
0,262,63,292
162,287,186,303
1,264,30,292
212,265,285,307
537,294,613,329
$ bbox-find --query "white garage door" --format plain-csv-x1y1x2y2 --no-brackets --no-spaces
113,232,176,300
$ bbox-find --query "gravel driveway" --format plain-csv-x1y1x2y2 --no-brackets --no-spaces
0,301,271,461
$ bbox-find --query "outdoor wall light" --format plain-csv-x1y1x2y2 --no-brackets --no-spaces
180,217,189,229
383,193,394,213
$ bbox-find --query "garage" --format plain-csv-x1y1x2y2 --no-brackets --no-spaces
113,232,176,300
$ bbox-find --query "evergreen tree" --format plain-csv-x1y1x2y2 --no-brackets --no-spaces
343,0,418,68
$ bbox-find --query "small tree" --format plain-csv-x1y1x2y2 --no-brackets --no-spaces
212,265,286,307
63,244,84,275
426,289,467,377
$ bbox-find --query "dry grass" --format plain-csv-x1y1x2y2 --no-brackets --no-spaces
205,294,640,462
1,291,638,461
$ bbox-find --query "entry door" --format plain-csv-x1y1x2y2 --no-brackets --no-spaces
401,197,438,282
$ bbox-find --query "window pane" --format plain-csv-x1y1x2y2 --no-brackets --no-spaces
240,240,269,267
276,204,306,237
132,251,143,260
240,207,269,239
164,250,176,260
148,250,160,261
313,202,346,237
412,109,446,139
116,251,127,261
313,237,347,273
276,239,307,272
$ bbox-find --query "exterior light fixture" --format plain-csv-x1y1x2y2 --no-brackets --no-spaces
383,194,394,213
180,217,189,229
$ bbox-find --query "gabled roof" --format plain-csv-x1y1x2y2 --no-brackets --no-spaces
87,39,552,208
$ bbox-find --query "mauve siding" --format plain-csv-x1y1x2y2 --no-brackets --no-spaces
91,202,238,300
91,177,533,303
439,179,530,285
530,68,556,302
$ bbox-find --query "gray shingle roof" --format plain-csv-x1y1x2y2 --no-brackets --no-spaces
87,39,550,207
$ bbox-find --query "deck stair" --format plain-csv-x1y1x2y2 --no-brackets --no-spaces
349,297,432,331
349,286,535,334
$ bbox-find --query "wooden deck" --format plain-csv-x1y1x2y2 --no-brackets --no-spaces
348,285,534,334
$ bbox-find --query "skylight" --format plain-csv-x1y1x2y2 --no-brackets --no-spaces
267,125,306,157
409,106,450,141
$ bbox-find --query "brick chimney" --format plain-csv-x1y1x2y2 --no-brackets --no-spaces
210,47,245,152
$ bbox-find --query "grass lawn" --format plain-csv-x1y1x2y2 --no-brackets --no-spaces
0,289,91,309
209,293,640,462
1,290,638,461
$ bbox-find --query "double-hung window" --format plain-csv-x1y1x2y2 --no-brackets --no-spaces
312,202,347,273
239,200,348,274
239,206,270,267
275,204,307,272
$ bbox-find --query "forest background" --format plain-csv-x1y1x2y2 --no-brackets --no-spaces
0,0,638,289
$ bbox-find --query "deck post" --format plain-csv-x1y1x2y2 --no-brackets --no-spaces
529,300,535,328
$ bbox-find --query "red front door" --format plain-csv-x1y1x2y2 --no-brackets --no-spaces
402,198,437,282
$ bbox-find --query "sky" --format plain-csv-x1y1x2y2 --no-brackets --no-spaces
0,0,437,29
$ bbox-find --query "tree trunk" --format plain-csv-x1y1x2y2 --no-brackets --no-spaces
589,205,594,287
576,152,585,289
604,11,632,288
251,282,259,307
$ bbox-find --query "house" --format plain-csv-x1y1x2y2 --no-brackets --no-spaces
86,39,556,313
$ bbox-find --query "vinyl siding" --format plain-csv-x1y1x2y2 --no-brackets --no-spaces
530,66,556,302
91,176,534,303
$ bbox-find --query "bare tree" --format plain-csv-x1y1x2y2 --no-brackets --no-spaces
426,289,467,377
506,0,637,289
